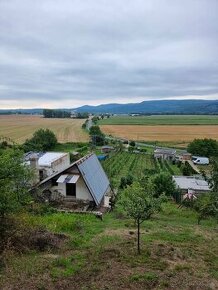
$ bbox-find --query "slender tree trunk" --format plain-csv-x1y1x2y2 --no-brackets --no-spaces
137,219,140,255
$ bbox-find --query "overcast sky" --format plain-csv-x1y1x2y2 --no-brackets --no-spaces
0,0,218,109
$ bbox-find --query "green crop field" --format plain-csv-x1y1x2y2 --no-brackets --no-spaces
98,115,218,125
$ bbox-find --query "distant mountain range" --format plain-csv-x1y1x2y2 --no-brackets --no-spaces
75,99,218,114
1,99,218,115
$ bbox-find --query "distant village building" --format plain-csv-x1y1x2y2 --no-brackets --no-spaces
173,176,211,195
154,148,176,160
70,111,78,118
101,145,114,154
25,152,70,181
176,152,192,162
34,154,112,208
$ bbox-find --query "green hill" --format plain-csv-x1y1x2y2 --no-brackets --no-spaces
0,202,217,289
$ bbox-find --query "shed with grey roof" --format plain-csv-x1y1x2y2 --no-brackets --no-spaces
173,176,211,195
154,148,176,160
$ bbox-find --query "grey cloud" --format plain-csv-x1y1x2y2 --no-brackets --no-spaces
0,0,218,107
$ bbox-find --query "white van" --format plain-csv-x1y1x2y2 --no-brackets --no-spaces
193,157,209,165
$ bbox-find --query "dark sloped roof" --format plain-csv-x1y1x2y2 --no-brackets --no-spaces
77,154,110,205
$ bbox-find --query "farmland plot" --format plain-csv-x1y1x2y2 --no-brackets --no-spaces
101,125,218,146
102,152,181,188
0,115,89,143
98,115,218,126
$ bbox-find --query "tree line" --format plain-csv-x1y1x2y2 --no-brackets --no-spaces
43,109,89,119
43,109,71,118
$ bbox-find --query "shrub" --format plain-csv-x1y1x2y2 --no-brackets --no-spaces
181,161,196,176
152,172,177,197
23,129,57,152
129,140,136,147
194,193,218,224
187,138,218,157
119,174,134,189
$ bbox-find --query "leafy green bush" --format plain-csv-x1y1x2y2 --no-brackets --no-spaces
181,161,196,176
194,193,218,224
129,140,136,147
23,129,57,152
187,138,218,157
119,174,134,189
151,172,177,197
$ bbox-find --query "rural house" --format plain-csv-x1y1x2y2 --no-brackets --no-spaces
34,153,112,208
173,176,211,195
101,145,114,153
25,152,70,181
154,148,176,160
178,152,192,161
70,111,78,118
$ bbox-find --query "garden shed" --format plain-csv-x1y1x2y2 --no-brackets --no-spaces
154,148,176,160
173,176,211,195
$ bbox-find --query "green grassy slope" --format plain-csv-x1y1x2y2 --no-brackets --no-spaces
1,203,217,289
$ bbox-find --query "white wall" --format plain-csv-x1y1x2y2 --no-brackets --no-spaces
51,176,93,201
76,177,93,201
52,154,70,173
51,183,66,196
39,153,70,179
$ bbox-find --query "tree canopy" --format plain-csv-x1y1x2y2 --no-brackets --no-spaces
43,109,71,118
89,126,105,146
194,158,218,224
151,172,178,197
77,112,89,119
23,129,58,152
187,138,218,157
118,181,165,254
0,149,32,218
208,159,218,192
89,125,104,136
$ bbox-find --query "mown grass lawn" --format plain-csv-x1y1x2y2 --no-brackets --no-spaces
0,202,217,290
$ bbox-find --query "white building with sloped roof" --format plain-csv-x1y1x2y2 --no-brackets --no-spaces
25,152,70,180
36,153,112,207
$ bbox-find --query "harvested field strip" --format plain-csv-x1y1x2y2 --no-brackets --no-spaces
100,125,218,143
0,115,89,143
